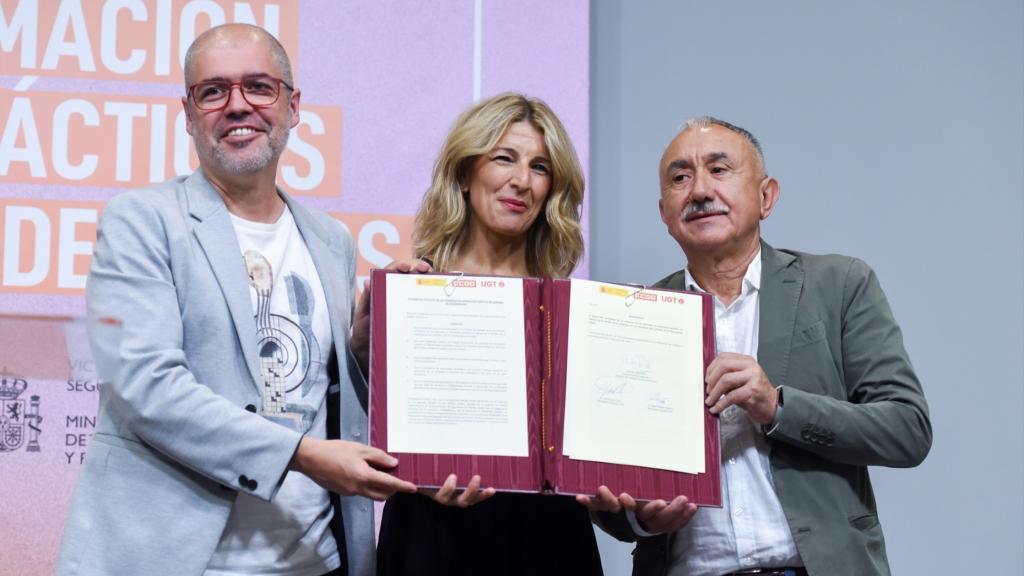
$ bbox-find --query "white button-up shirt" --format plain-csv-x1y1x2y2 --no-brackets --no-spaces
665,251,803,575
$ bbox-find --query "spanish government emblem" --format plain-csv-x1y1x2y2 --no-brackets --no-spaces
0,373,42,453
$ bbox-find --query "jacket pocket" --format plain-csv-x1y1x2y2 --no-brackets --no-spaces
792,319,826,348
848,512,879,531
848,512,887,569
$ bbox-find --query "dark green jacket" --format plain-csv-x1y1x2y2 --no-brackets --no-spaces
596,242,931,576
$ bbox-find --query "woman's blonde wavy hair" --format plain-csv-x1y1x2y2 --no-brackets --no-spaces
412,92,584,278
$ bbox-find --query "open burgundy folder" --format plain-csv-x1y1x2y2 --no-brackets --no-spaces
369,269,721,505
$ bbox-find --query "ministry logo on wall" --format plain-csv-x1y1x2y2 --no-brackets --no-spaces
0,373,43,453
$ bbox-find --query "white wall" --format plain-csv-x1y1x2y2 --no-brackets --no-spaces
589,1,1024,574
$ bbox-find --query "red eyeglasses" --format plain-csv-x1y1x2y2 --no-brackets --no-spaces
187,77,294,111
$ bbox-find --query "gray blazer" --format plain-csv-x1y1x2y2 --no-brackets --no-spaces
56,170,375,576
597,242,932,576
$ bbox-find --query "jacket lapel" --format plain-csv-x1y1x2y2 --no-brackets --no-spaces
185,170,262,389
757,242,803,390
284,195,346,347
283,195,366,408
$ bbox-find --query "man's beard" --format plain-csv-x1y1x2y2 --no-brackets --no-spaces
197,126,289,175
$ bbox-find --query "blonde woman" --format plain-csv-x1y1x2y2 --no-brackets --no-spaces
376,93,602,575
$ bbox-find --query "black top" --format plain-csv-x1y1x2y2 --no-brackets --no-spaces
377,492,603,575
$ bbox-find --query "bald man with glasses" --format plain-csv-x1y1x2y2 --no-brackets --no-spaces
56,23,413,576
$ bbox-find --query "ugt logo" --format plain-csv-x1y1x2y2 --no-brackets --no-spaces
0,372,43,453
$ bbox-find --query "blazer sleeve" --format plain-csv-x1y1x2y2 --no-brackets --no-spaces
593,510,642,543
87,192,302,501
767,258,932,468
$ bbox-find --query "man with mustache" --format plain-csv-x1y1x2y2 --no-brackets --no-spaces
56,24,414,576
589,118,931,575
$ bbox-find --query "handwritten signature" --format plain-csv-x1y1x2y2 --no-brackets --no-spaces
621,354,651,372
648,392,671,405
594,378,632,404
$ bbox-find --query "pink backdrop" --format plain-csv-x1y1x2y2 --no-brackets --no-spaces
0,1,589,573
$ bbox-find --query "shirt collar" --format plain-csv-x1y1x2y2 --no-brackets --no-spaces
683,249,762,296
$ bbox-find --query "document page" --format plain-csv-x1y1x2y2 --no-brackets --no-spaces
562,280,705,473
384,274,529,456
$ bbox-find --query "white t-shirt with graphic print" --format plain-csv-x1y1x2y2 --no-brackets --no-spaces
205,206,340,576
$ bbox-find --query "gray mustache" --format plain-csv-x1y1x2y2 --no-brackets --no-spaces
685,201,730,217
